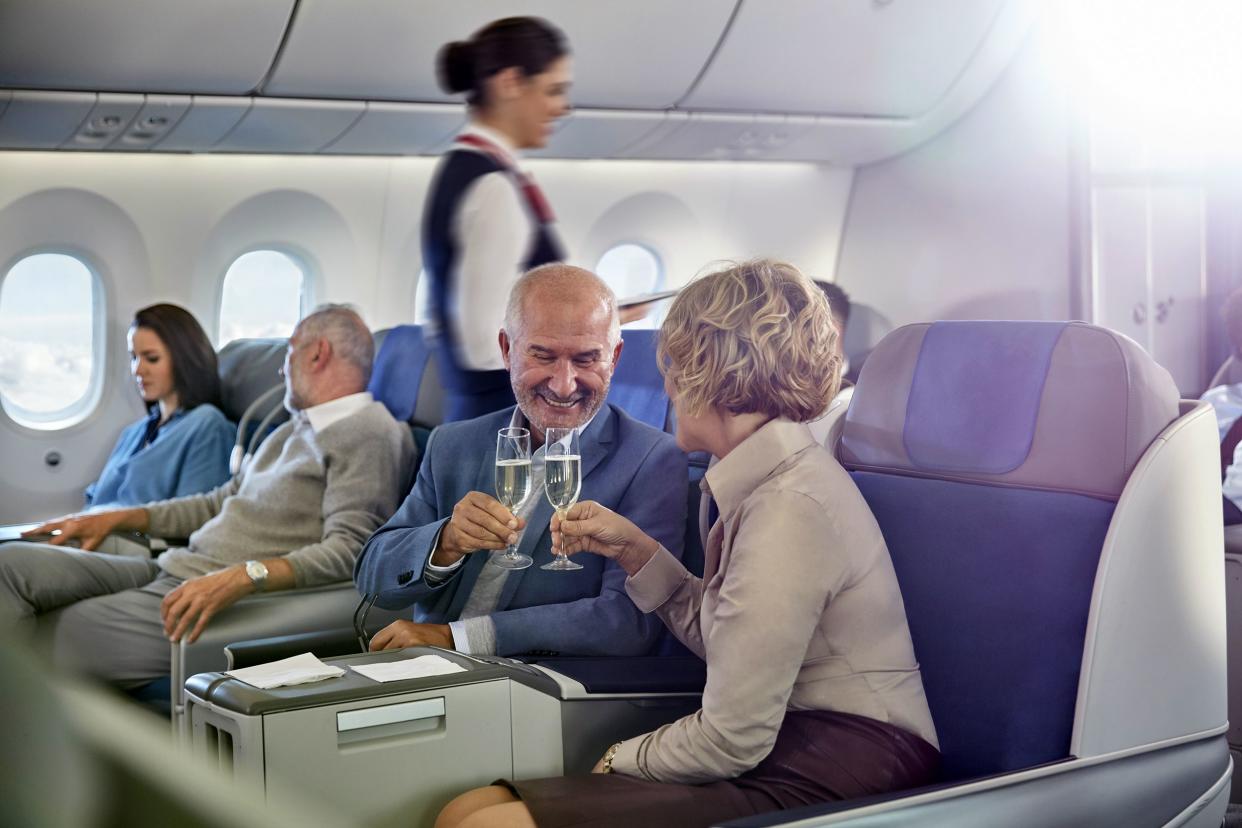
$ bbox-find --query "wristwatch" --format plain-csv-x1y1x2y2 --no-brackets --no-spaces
244,560,269,591
601,741,622,773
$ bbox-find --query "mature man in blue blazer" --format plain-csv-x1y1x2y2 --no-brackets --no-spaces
354,264,687,657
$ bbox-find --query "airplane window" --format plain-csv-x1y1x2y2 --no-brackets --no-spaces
0,252,101,429
596,244,664,330
218,250,307,346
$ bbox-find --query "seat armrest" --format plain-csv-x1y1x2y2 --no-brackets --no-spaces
525,655,706,695
224,627,363,670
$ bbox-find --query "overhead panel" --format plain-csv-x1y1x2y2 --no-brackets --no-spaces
0,91,95,149
111,96,192,151
624,113,809,161
214,99,364,154
619,112,692,159
62,94,145,151
322,103,463,155
758,116,921,165
528,110,669,160
154,97,252,153
683,0,1008,117
0,0,295,94
263,0,737,108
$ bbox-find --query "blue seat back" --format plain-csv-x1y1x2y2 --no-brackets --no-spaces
611,328,669,431
839,321,1179,780
368,325,433,424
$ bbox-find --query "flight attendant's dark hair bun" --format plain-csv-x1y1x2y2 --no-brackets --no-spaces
436,16,568,108
438,41,476,95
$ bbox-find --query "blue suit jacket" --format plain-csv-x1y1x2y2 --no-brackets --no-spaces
354,404,688,657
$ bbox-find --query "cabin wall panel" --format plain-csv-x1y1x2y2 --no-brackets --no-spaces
836,15,1073,327
0,151,850,522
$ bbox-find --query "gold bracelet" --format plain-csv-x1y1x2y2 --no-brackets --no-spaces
601,741,623,773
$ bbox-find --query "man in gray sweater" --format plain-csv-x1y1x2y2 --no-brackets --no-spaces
0,305,414,687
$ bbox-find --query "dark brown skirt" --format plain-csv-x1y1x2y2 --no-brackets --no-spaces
497,709,940,828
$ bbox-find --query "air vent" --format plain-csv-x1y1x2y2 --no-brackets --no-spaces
114,96,190,150
63,93,143,150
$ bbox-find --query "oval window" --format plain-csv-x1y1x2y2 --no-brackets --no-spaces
218,250,307,345
596,243,664,329
0,253,102,429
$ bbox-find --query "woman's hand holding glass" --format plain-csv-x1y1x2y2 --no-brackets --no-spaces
551,501,661,577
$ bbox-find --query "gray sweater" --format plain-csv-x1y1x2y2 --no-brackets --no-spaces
149,401,413,586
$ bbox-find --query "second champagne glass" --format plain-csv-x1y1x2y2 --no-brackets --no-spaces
493,426,533,570
542,426,583,571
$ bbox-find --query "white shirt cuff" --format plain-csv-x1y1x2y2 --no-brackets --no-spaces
448,621,473,654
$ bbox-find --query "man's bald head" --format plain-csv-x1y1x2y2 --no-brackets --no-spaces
504,264,621,348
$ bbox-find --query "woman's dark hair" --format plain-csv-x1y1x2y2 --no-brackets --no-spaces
130,303,222,413
437,16,569,108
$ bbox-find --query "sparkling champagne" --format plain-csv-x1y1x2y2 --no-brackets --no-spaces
495,458,532,510
544,454,582,513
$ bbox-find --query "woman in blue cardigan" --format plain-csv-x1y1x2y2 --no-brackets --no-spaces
84,303,234,509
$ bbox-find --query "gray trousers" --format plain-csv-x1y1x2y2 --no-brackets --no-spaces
0,541,182,687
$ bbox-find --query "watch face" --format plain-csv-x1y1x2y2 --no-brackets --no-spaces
246,561,267,583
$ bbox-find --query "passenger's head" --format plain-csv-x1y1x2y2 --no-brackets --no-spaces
501,264,621,442
282,304,374,412
813,280,851,338
658,260,842,452
128,303,221,413
1226,289,1242,357
437,16,571,149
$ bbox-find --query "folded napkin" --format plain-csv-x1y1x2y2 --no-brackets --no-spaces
225,652,346,690
350,654,468,683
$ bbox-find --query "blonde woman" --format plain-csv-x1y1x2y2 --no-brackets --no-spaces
437,260,939,828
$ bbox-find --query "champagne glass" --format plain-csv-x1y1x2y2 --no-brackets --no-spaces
542,426,583,571
493,426,533,570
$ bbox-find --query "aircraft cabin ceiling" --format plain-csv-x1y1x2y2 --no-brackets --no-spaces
0,0,1036,164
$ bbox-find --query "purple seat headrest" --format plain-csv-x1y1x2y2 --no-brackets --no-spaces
840,321,1180,500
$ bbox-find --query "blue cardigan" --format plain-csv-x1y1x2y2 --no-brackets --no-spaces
84,403,235,509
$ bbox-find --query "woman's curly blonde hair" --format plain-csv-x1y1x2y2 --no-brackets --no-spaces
657,259,842,422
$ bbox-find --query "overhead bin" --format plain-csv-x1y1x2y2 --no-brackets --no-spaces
0,0,296,95
263,0,737,108
213,99,364,154
0,91,94,150
681,0,1009,117
322,103,463,155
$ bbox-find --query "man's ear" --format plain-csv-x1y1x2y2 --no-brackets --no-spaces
499,330,512,370
310,337,331,371
609,338,624,373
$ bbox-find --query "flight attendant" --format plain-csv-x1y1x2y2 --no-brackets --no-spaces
423,16,572,421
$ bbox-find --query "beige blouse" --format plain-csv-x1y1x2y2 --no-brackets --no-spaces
610,418,937,784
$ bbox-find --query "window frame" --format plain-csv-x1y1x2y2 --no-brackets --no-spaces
0,246,108,431
216,245,314,346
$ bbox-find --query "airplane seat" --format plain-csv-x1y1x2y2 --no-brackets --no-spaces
216,337,290,475
1209,352,1242,392
611,328,670,431
368,324,445,463
738,321,1229,827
